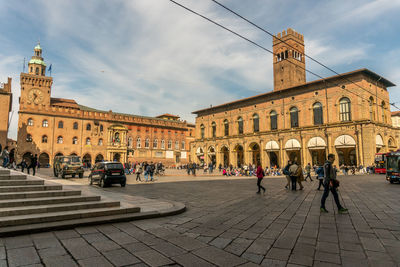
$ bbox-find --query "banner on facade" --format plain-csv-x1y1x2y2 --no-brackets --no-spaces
166,151,174,159
181,152,187,159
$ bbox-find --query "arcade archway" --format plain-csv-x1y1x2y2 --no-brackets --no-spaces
221,146,229,167
249,143,260,165
39,153,50,167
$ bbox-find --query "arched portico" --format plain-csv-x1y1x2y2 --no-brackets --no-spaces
249,142,261,165
233,144,244,167
285,139,301,164
220,146,229,167
265,140,280,167
334,135,357,166
307,137,327,166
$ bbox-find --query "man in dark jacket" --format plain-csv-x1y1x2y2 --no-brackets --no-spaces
320,154,348,213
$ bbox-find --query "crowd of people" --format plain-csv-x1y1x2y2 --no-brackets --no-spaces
121,161,165,182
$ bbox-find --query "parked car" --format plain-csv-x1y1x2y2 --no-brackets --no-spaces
53,156,84,178
88,162,126,187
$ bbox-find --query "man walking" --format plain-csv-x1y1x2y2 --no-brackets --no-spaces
283,160,292,189
320,154,348,213
289,161,299,191
27,154,38,176
304,163,313,181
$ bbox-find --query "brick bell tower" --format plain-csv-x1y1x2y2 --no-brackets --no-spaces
20,43,53,108
273,28,306,91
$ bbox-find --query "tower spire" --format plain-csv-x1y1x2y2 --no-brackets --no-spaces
28,42,46,76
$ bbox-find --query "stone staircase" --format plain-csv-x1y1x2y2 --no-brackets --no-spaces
0,169,141,236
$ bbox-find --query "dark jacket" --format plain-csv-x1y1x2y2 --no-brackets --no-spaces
323,160,336,185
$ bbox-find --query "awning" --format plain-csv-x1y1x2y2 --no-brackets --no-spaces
334,135,356,148
265,141,279,151
196,147,204,155
307,137,327,149
376,134,384,148
284,139,301,150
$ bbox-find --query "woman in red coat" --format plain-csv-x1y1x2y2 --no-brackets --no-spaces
256,164,266,194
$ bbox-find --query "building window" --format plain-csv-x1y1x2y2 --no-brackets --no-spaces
253,114,259,132
98,139,103,146
27,118,34,126
86,137,91,145
313,102,323,125
86,123,91,131
211,122,216,138
145,138,150,148
153,139,158,149
42,135,47,143
238,117,243,134
224,120,229,136
270,110,278,130
72,137,78,144
168,140,172,149
161,139,165,149
26,134,32,142
339,97,351,122
175,141,179,150
200,124,205,139
100,124,104,132
57,136,63,144
42,120,48,127
35,67,39,75
381,101,386,123
290,107,299,128
128,137,133,148
73,122,78,130
136,137,141,148
181,141,185,150
58,121,63,128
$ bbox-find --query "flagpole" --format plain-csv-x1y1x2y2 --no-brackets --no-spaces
23,57,25,73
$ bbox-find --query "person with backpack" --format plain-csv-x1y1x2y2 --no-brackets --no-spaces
255,163,266,194
283,160,292,189
320,154,348,213
135,164,142,182
316,165,324,190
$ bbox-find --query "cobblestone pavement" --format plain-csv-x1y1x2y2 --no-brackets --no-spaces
1,173,399,266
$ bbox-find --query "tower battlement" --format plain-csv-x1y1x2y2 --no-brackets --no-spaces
273,28,304,45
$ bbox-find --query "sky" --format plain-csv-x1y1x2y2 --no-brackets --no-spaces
1,0,400,139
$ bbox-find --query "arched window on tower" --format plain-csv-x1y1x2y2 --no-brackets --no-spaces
339,97,351,122
290,107,299,128
26,134,32,143
35,67,39,75
73,122,78,130
57,136,63,144
270,110,278,130
86,123,91,131
86,137,91,145
58,121,63,129
313,102,323,125
42,135,47,143
145,138,150,148
72,137,78,145
27,118,34,126
100,124,104,132
253,114,259,132
153,139,158,149
381,101,386,123
42,120,48,127
161,139,165,149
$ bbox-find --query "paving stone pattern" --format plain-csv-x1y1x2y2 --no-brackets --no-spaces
0,173,399,266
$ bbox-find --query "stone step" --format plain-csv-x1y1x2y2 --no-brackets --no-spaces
0,195,101,208
0,190,81,200
0,206,141,227
0,209,152,237
0,179,43,186
0,201,121,217
0,170,10,175
0,185,62,193
0,174,27,180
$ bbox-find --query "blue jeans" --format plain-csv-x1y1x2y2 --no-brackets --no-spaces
144,171,148,181
2,157,8,167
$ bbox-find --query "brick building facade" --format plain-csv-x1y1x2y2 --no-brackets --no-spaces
0,77,12,149
16,44,195,167
190,29,399,168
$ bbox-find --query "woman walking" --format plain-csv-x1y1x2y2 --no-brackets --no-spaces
256,163,266,194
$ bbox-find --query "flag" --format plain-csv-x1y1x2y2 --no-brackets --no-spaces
48,64,52,72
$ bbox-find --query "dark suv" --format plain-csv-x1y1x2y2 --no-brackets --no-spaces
88,162,126,187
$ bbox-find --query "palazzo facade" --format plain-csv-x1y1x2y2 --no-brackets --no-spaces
16,44,195,166
190,28,399,168
0,77,12,149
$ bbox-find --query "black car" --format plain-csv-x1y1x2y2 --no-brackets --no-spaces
88,162,126,187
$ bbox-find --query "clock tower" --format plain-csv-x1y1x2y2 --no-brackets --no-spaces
20,43,53,108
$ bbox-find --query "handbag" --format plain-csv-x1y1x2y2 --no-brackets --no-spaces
330,179,340,188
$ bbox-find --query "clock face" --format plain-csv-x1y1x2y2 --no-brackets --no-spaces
28,88,44,104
